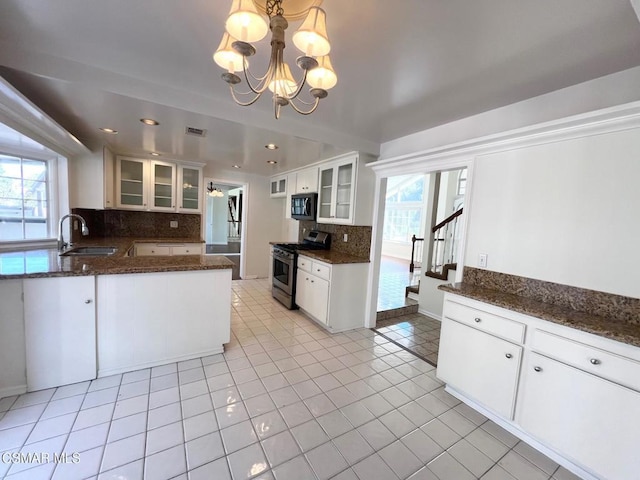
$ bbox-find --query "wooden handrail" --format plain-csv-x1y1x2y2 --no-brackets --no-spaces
431,208,463,233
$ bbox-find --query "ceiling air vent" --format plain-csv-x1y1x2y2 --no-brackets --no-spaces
185,126,207,137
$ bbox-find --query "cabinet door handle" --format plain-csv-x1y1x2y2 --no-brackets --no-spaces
316,269,321,272
474,317,481,323
311,280,314,283
505,353,512,359
85,299,92,304
590,358,601,365
533,366,542,372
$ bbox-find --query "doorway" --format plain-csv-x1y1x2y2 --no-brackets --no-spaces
370,166,470,365
203,180,245,280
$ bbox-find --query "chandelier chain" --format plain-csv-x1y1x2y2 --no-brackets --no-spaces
265,0,284,18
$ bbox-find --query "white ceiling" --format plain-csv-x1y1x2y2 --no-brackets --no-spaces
0,0,639,175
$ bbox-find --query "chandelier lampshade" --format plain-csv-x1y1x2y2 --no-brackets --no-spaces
306,55,337,90
292,7,330,57
225,0,269,43
214,0,337,119
268,63,298,97
213,32,245,72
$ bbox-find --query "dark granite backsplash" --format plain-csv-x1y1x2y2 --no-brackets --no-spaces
298,221,371,258
71,208,201,241
463,267,640,325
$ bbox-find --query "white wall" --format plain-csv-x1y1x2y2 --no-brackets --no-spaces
203,168,284,278
207,192,229,245
381,66,640,160
419,269,457,320
465,127,640,299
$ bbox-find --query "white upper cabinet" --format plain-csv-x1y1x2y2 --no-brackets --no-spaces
103,146,115,208
270,175,287,198
116,156,149,209
317,153,376,225
115,156,202,213
295,166,318,193
150,160,177,211
177,165,203,213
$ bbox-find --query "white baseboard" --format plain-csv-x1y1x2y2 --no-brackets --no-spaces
97,347,224,378
0,384,27,399
444,386,600,480
418,307,442,321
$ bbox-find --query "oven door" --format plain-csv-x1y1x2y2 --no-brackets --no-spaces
272,250,294,295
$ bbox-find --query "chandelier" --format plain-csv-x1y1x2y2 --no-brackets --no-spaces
207,182,225,197
213,0,337,119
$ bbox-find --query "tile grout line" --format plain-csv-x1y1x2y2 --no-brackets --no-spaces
370,328,437,368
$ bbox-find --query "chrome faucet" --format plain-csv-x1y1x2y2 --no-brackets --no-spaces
58,214,89,251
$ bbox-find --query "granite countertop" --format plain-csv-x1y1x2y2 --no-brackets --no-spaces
440,282,640,348
296,250,370,265
0,237,233,279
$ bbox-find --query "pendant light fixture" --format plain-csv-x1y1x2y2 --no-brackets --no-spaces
207,182,225,197
213,0,337,119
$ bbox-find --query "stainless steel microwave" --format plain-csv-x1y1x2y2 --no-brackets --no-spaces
291,193,317,220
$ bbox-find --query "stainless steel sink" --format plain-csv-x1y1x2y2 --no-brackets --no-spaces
60,246,118,256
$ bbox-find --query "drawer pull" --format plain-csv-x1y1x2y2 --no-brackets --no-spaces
505,353,512,359
317,269,321,272
474,317,481,323
590,358,601,365
533,366,543,372
84,299,92,304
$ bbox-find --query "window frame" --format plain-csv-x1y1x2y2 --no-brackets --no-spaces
0,148,59,249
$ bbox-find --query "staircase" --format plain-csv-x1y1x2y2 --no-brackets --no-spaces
405,207,463,295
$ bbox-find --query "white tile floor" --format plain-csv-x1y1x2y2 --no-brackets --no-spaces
0,279,582,480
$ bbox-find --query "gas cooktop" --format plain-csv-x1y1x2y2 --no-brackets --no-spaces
273,243,328,251
273,230,331,253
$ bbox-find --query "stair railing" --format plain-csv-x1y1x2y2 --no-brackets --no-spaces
430,207,463,275
409,234,424,273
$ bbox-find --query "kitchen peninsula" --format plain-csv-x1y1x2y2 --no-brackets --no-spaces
0,241,234,397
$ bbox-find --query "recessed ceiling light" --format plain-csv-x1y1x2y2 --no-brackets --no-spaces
267,160,278,165
150,152,161,156
232,165,241,169
265,143,278,150
140,118,159,126
99,127,118,134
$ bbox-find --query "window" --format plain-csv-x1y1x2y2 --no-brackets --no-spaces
383,175,426,243
457,168,467,196
0,154,50,241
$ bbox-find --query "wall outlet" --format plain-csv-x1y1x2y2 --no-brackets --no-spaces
478,253,488,268
170,220,178,228
343,233,348,242
73,220,78,230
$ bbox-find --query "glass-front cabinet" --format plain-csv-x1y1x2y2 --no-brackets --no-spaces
178,165,203,213
115,156,202,212
150,161,176,211
316,156,357,224
116,157,148,209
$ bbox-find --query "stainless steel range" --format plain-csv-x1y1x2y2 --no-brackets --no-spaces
272,231,330,309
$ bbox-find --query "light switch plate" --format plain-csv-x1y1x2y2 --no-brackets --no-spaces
478,253,488,268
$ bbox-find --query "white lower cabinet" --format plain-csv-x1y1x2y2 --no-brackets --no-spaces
23,276,97,391
518,352,640,480
134,242,203,256
440,293,640,480
296,271,329,324
295,255,369,332
438,318,522,419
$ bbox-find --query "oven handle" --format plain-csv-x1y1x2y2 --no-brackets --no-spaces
273,251,294,263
